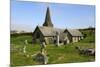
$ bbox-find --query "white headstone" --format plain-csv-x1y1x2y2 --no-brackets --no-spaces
23,46,26,54
56,31,60,46
57,34,59,46
44,55,48,64
25,40,28,45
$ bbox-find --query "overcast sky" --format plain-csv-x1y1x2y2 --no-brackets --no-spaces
11,0,95,32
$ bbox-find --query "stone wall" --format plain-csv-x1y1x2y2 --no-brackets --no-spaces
44,37,54,44
72,36,83,43
33,28,44,44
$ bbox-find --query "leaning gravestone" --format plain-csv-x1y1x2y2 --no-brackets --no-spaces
23,46,26,54
33,41,48,64
23,40,28,54
35,52,48,64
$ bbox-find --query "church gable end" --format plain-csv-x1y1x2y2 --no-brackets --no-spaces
32,26,44,43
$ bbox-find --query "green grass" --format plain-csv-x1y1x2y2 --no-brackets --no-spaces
11,35,32,45
10,29,95,66
10,42,95,66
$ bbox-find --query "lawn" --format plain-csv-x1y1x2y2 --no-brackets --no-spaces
10,29,95,66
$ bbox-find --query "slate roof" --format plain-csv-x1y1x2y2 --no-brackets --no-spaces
38,26,83,37
38,26,64,36
67,29,83,36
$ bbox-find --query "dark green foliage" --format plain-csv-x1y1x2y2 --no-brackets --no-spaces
80,28,95,43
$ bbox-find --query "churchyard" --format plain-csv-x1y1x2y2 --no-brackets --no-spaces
10,28,95,66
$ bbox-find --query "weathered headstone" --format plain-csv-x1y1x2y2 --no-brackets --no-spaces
35,53,48,64
75,46,95,56
84,48,95,56
23,46,26,54
23,40,28,54
40,41,46,54
34,41,48,64
43,54,48,64
25,40,28,45
56,31,60,46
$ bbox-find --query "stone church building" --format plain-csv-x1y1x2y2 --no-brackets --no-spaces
32,7,83,45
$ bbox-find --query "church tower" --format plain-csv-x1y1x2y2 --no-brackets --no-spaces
43,7,53,27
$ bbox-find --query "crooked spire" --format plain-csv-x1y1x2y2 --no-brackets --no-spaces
43,7,53,27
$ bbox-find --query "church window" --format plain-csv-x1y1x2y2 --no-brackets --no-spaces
36,32,40,38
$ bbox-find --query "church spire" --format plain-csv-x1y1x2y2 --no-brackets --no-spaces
43,7,53,27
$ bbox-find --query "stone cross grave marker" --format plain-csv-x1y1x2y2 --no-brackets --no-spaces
23,40,28,54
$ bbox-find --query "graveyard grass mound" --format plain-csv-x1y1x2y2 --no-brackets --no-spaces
10,29,95,66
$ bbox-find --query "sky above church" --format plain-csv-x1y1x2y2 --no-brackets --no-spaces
11,0,95,32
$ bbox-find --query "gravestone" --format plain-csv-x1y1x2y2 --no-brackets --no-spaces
35,52,48,64
23,46,26,54
25,40,28,45
56,31,60,46
34,41,48,64
40,41,46,54
23,40,28,54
